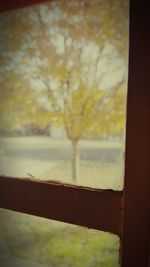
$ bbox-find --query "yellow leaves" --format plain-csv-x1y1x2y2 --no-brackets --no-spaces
32,109,52,129
0,0,128,138
55,65,69,81
60,85,106,139
3,98,14,108
0,74,52,133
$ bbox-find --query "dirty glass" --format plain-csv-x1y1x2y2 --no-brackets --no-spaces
0,208,120,267
0,0,129,190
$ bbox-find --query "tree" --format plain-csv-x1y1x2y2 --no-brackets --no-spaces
0,11,52,135
0,73,51,135
0,0,129,182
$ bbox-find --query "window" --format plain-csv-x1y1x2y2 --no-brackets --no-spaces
0,209,120,266
0,1,150,267
0,0,128,191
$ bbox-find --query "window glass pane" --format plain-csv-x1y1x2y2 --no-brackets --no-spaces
0,0,129,190
0,208,120,267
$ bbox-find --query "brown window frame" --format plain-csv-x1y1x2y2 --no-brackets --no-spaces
0,1,150,266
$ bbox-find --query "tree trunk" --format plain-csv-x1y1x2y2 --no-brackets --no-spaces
71,140,79,183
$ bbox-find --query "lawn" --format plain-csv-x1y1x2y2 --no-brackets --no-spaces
41,160,124,190
0,137,122,266
0,209,120,267
0,136,124,190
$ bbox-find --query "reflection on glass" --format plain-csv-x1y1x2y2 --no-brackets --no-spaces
0,0,129,189
0,209,120,267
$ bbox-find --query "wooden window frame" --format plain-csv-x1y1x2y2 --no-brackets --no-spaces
0,1,150,266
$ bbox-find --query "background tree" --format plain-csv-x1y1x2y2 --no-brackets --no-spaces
0,0,129,182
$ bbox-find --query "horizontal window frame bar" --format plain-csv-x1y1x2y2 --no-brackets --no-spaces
0,176,123,236
0,0,49,12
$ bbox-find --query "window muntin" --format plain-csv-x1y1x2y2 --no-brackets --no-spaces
0,0,129,190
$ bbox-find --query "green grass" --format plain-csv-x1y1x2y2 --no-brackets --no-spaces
0,209,120,267
0,137,122,266
0,136,122,150
0,136,124,190
40,160,124,190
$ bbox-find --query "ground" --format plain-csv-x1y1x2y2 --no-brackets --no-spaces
0,136,122,266
0,136,124,189
0,209,120,267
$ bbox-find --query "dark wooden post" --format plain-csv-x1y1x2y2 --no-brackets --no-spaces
121,1,150,266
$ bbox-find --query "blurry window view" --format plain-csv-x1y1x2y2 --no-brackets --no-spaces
0,209,120,267
0,0,129,189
